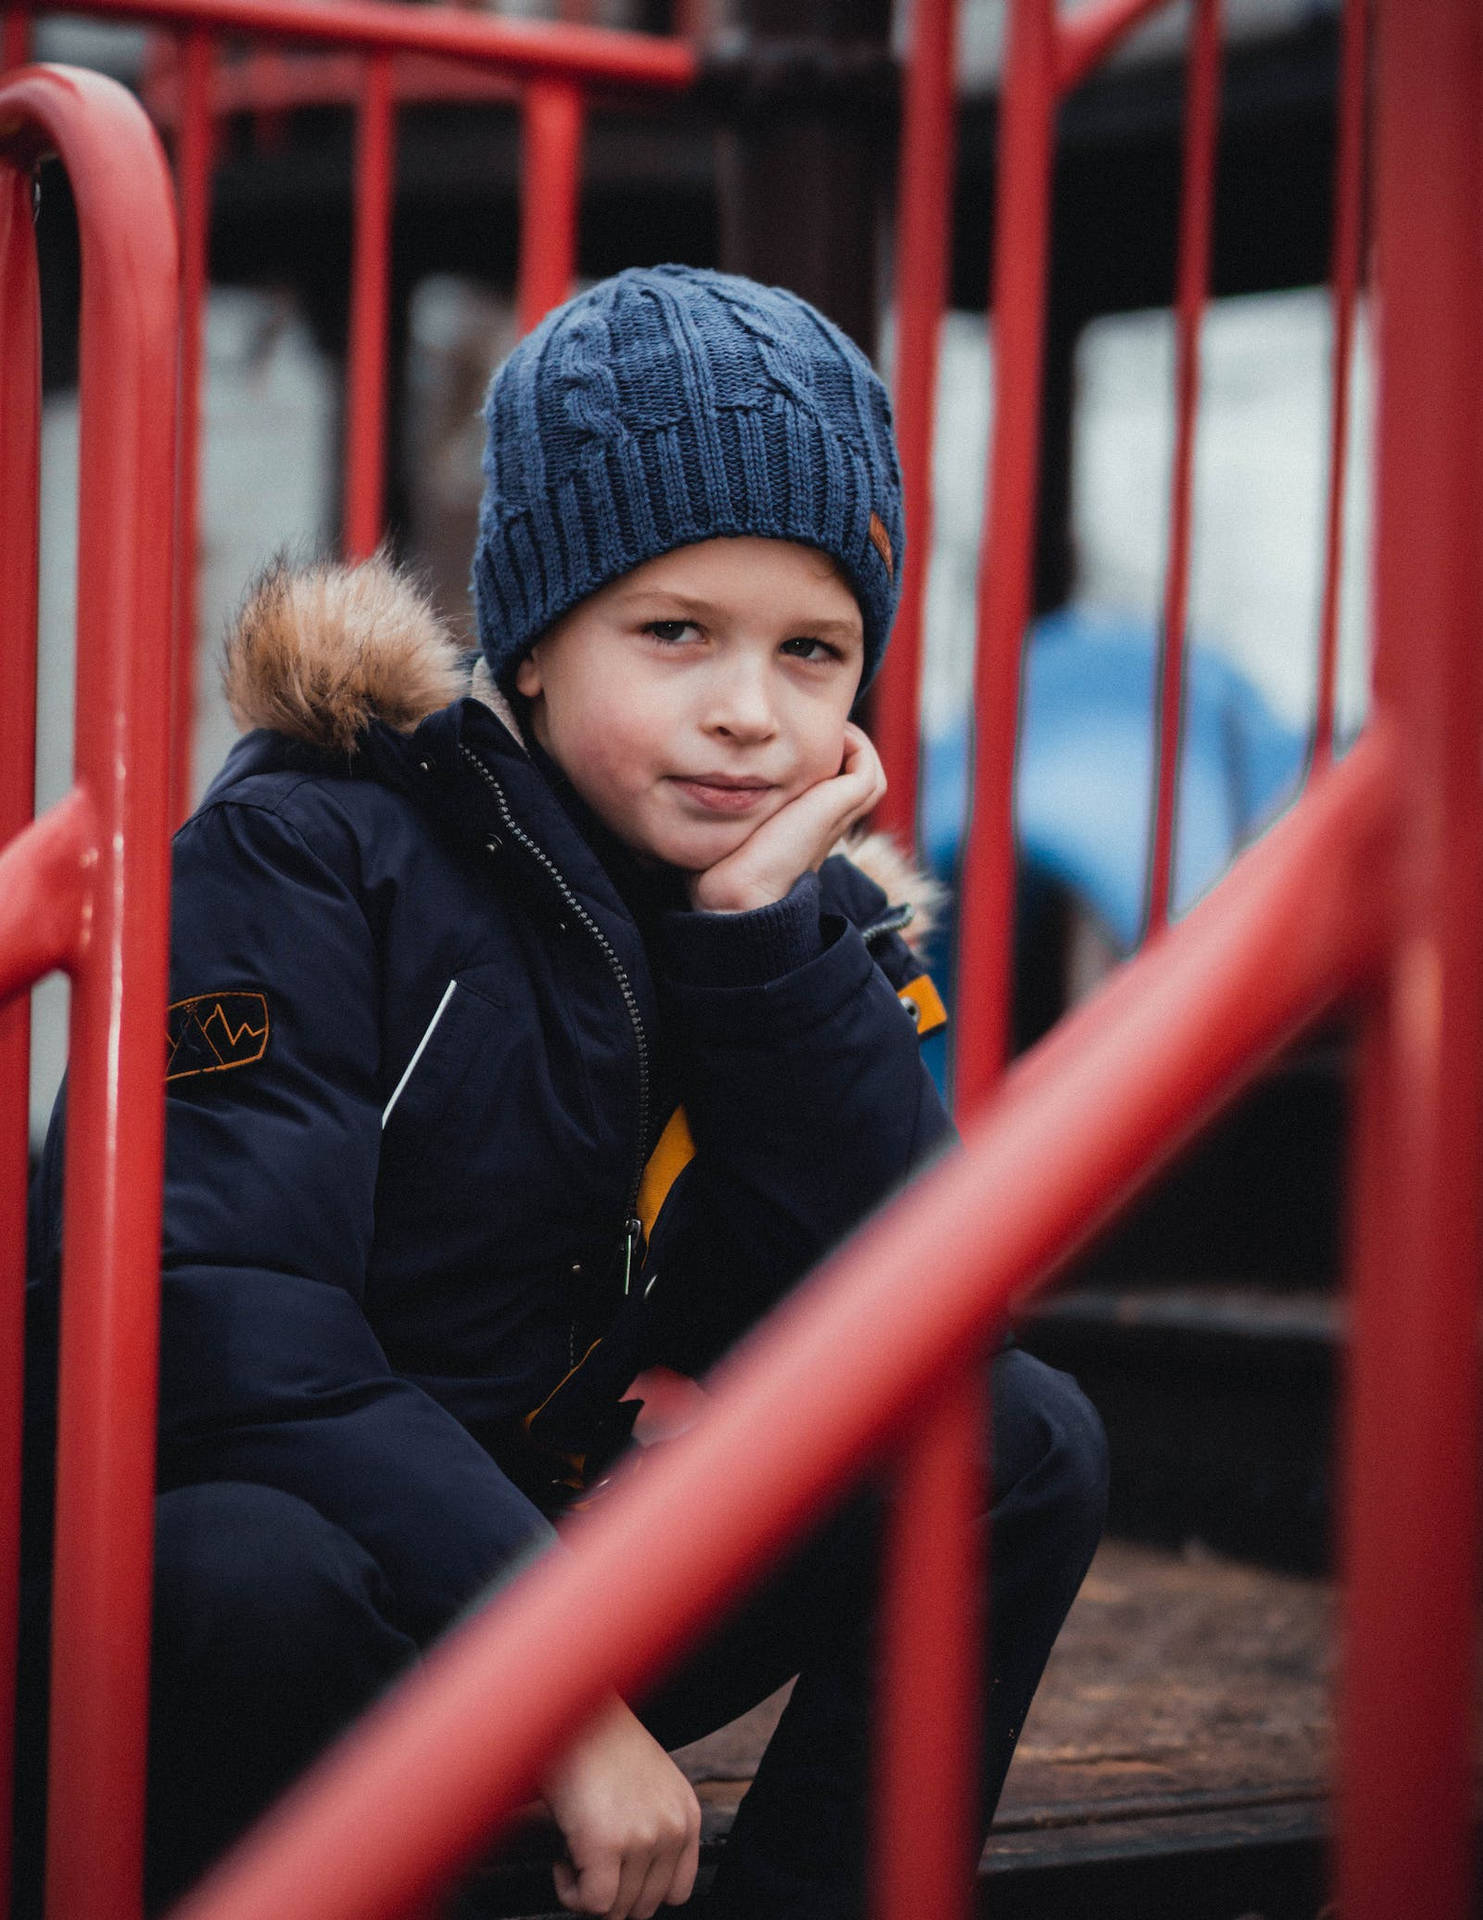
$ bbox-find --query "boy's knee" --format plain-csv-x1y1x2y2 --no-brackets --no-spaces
146,1485,415,1911
990,1346,1109,1557
153,1481,411,1688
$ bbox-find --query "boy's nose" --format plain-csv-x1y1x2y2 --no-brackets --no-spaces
704,659,777,742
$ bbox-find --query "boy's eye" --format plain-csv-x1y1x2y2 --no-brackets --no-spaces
781,635,844,664
645,620,697,645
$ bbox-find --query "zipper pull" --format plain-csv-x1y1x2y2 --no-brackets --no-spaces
620,1216,643,1297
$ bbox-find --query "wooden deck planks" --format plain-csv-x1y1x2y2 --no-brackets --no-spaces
465,1538,1334,1915
675,1538,1332,1851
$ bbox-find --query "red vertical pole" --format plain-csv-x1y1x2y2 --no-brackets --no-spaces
1337,1,1483,1916
343,48,395,560
171,23,213,825
872,1369,982,1920
953,0,1056,1114
0,9,27,71
1145,0,1220,937
872,0,956,852
0,153,42,1920
516,77,582,337
1311,0,1367,776
0,68,181,1920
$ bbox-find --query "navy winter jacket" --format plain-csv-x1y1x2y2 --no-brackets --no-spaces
28,559,953,1643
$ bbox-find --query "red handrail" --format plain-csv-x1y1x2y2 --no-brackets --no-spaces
0,63,179,1920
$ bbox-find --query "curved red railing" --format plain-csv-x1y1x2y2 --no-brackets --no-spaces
0,62,179,1920
3,3,1481,1920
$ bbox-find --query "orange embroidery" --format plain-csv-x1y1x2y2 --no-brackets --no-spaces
167,991,270,1082
868,512,894,578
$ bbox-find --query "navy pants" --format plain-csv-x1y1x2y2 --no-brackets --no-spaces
16,1346,1105,1919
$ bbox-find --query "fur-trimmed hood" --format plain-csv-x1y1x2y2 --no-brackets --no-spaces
224,553,470,755
223,554,945,948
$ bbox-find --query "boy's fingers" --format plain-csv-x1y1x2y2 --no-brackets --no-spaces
552,1851,623,1916
630,1851,678,1920
666,1823,701,1907
626,1823,697,1920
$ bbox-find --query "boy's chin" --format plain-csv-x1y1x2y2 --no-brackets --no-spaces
626,820,758,877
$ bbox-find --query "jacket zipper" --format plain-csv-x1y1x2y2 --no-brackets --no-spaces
459,744,650,1296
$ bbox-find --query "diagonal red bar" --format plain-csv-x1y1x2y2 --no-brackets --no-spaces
1145,0,1221,937
166,728,1398,1920
1054,0,1169,98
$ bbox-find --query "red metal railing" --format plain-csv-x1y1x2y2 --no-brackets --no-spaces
0,63,179,1920
4,2,1481,1918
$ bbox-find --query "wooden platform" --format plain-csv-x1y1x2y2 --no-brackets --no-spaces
473,1538,1334,1918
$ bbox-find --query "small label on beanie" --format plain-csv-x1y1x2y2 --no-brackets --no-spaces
868,512,894,578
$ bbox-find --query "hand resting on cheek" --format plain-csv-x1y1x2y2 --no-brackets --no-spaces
686,722,887,915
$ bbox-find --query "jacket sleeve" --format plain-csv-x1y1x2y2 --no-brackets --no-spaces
644,861,955,1375
152,793,552,1642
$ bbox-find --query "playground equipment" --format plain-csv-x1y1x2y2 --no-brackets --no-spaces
1,2,1478,1917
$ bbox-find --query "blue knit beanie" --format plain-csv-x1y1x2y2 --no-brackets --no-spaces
472,264,904,691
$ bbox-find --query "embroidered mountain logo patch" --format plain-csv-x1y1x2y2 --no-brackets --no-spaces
167,992,269,1082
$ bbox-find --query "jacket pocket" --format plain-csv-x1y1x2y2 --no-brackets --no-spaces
379,977,504,1173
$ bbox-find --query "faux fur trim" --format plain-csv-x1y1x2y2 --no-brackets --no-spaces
223,554,468,754
838,828,947,953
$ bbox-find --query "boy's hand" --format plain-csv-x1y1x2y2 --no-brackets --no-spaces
541,1695,701,1918
687,722,887,913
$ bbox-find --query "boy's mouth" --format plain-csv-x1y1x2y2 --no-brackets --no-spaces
669,774,776,814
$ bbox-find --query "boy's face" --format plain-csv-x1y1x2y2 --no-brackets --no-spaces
515,537,866,873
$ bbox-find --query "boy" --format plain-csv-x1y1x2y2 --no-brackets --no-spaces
23,265,1105,1918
